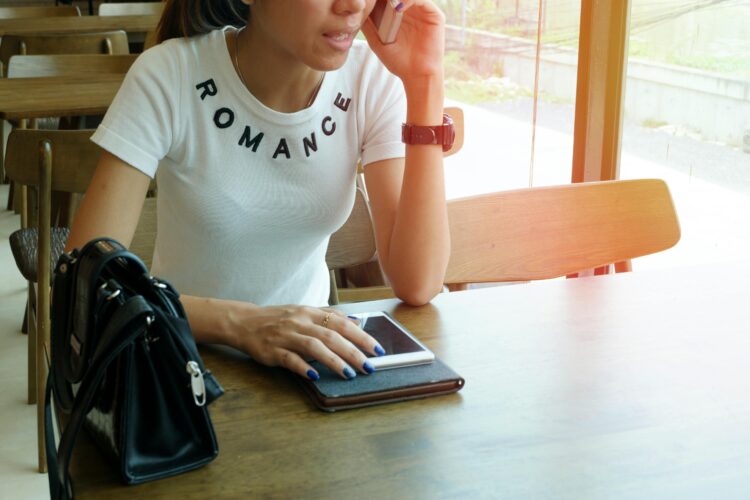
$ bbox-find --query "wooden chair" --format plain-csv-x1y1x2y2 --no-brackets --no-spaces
0,30,130,77
325,188,384,305
5,55,138,335
444,179,680,286
98,2,164,16
329,178,680,302
1,31,130,209
55,0,93,16
7,53,137,78
98,2,164,51
4,129,156,473
330,106,465,301
0,5,80,19
0,4,81,182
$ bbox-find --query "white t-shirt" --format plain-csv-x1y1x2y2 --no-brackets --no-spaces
92,28,406,306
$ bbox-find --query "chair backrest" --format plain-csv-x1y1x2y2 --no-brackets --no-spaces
444,179,681,285
326,187,377,270
0,6,80,18
98,2,164,16
5,129,99,194
0,31,130,77
328,116,464,302
443,105,464,157
4,129,157,266
7,54,137,78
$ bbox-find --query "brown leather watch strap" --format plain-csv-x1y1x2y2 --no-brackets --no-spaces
402,113,456,152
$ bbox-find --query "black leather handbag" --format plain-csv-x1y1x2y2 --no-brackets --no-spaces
44,238,224,499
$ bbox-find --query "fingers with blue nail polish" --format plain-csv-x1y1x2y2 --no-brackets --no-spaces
363,360,375,374
343,365,357,379
306,369,320,381
374,344,386,356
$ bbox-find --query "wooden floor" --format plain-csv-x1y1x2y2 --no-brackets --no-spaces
0,6,135,495
0,184,48,499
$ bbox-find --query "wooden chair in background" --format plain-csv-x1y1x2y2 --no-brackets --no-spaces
7,53,137,78
0,5,80,19
0,30,130,77
0,4,81,183
332,106,465,297
328,178,680,303
55,0,93,15
443,178,681,287
326,187,382,305
5,129,156,473
98,1,164,16
99,2,164,51
1,31,130,209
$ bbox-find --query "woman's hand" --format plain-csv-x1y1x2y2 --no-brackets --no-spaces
361,0,445,83
225,304,385,381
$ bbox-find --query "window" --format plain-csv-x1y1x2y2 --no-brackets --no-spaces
437,0,582,199
619,0,750,269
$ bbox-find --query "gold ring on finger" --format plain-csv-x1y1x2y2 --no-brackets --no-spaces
322,312,332,328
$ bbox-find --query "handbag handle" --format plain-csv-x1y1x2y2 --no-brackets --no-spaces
45,296,154,500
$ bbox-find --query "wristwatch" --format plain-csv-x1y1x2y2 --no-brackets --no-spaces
402,113,455,152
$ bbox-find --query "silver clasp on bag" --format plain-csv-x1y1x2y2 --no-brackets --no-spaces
99,281,121,301
150,276,168,289
186,361,206,407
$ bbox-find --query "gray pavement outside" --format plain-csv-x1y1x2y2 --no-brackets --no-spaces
443,97,750,272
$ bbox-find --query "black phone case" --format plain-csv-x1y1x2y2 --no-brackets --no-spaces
298,358,465,412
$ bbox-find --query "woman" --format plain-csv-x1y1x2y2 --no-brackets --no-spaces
67,0,450,382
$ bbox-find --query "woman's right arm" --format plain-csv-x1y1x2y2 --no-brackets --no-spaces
67,153,383,380
66,150,151,251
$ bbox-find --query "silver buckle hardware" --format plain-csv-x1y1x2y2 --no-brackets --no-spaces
186,361,206,407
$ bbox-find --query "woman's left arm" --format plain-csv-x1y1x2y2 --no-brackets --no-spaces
361,0,450,305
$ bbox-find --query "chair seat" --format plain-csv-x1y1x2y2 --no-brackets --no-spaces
9,227,70,282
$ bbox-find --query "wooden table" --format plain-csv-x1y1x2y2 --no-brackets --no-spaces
0,14,159,37
0,73,123,120
70,262,750,498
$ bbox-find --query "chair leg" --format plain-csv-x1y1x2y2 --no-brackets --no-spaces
0,119,5,187
22,303,28,334
6,180,13,211
35,282,48,473
27,284,36,405
614,260,632,273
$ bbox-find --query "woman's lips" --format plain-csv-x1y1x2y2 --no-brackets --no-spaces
323,31,355,51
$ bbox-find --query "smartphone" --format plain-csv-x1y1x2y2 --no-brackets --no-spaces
351,311,435,369
369,0,403,45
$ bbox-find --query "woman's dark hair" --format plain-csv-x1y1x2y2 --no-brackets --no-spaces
156,0,249,44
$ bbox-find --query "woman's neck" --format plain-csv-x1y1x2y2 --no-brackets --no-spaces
231,26,324,113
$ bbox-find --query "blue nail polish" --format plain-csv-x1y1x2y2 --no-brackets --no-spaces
395,2,405,12
374,344,386,356
306,369,320,381
363,360,375,374
343,366,357,379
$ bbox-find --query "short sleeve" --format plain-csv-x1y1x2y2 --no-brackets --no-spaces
90,42,182,178
359,52,406,167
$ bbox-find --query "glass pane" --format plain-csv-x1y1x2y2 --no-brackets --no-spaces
620,0,750,269
437,0,582,199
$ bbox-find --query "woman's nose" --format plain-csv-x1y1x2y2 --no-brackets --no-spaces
332,0,369,16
